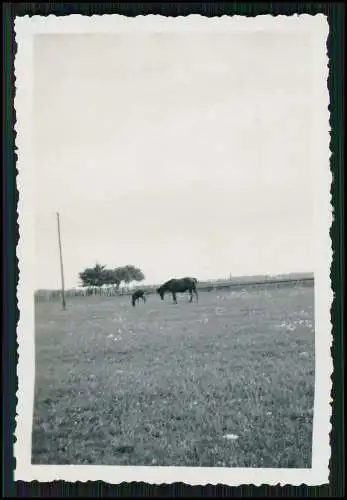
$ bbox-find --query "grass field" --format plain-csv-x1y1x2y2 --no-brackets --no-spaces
32,283,315,468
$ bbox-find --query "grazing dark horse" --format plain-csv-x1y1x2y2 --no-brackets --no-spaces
131,289,146,307
156,277,198,304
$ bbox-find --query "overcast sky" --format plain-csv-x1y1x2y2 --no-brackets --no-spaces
34,31,317,289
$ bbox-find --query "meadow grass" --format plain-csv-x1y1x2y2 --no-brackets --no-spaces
32,284,315,467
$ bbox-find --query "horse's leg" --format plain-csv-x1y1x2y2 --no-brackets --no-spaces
194,286,199,302
188,289,193,303
143,296,146,303
172,292,177,304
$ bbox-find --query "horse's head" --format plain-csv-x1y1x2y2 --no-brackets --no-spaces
156,287,164,300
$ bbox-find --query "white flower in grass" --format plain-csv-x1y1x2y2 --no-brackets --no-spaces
223,434,239,440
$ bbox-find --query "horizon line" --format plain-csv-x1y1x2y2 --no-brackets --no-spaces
35,271,314,292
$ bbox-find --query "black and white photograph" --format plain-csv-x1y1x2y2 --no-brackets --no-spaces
14,14,332,485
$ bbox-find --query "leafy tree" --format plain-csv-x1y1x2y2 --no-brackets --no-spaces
113,267,125,288
79,263,107,289
132,266,145,283
102,269,116,287
104,268,124,289
78,263,145,290
122,265,134,285
121,265,145,285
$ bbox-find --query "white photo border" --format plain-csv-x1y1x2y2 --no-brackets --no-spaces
14,13,332,486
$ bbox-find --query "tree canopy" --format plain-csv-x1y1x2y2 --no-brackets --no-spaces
78,263,145,289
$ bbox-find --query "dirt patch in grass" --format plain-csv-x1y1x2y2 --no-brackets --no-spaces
32,285,315,467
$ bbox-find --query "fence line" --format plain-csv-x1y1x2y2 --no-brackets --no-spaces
34,277,314,303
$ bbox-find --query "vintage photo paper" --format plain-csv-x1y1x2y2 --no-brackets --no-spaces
15,14,332,485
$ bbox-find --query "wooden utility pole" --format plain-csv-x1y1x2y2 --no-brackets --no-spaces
56,212,66,310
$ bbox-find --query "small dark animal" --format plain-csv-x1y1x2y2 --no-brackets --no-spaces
156,277,198,304
131,289,146,307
